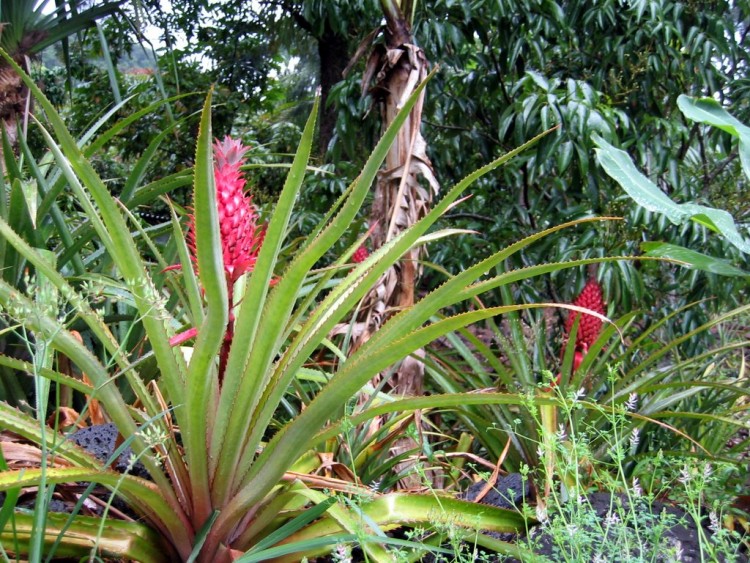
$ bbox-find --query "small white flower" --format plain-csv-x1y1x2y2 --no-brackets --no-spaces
625,392,638,411
709,511,720,534
674,541,684,560
571,387,586,402
604,512,620,527
629,427,640,448
678,466,691,485
332,543,352,563
703,463,713,479
536,504,548,523
557,424,567,441
632,477,643,498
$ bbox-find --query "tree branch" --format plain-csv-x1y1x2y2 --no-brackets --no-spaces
274,0,314,34
705,150,739,187
443,212,495,223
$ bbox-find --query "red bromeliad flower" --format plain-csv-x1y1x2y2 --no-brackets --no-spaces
565,278,605,352
186,136,266,285
352,244,369,263
547,278,606,390
170,137,266,361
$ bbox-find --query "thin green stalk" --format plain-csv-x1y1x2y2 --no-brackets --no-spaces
0,217,162,418
95,21,121,104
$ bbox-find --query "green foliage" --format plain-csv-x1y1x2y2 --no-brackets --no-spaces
406,0,749,313
0,3,748,561
0,509,169,560
595,134,750,256
0,58,574,561
677,95,750,180
513,372,748,561
594,97,750,278
60,0,750,320
424,297,749,476
0,0,123,56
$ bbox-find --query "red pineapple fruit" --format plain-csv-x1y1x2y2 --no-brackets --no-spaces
352,245,369,263
171,137,266,355
196,137,267,382
187,136,266,285
547,278,605,390
565,278,606,351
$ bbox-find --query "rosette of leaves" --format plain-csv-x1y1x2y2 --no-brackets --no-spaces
423,277,750,488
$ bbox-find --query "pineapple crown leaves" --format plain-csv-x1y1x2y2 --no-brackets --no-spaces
455,253,616,303
222,79,449,409
214,135,250,168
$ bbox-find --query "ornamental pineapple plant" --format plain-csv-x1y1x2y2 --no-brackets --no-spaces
189,137,265,285
172,137,266,382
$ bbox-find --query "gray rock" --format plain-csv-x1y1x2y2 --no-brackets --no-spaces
68,423,150,479
463,473,533,510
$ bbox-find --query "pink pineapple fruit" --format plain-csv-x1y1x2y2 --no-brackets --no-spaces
548,278,606,389
186,136,266,285
171,137,267,383
565,278,605,354
352,244,369,263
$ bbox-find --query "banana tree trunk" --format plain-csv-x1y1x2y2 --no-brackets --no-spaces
354,2,439,487
0,56,28,162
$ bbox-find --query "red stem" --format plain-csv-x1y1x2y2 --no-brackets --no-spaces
219,277,234,384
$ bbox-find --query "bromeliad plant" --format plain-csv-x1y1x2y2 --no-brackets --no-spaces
423,270,750,482
0,54,701,561
0,57,554,561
